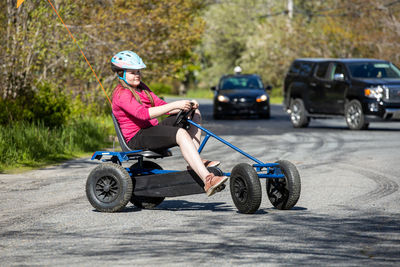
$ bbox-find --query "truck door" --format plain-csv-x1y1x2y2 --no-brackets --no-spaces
325,63,347,114
308,62,330,113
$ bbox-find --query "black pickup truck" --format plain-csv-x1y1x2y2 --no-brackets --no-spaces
283,58,400,129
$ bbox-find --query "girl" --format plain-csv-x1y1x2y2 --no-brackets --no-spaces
111,51,228,196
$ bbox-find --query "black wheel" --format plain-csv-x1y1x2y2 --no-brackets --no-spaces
266,160,301,210
260,108,271,119
290,98,309,128
345,99,369,130
86,163,132,212
130,161,165,209
230,163,262,214
213,112,222,120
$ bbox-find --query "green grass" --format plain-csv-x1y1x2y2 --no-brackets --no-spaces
0,116,114,173
269,95,284,105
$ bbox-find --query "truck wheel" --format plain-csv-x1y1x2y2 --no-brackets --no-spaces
290,99,309,128
345,99,369,130
86,163,132,212
266,160,301,210
230,163,262,214
130,161,165,209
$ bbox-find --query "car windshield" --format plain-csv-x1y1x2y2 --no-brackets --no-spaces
220,76,263,90
348,62,400,79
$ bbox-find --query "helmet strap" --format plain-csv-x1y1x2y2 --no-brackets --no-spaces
118,70,131,86
117,74,155,107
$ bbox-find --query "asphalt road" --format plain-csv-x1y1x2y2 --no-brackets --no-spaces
1,99,400,266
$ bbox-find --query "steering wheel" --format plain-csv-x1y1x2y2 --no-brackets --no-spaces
173,103,196,129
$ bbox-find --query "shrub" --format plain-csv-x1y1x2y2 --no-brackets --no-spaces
0,81,71,128
30,82,71,128
149,82,172,95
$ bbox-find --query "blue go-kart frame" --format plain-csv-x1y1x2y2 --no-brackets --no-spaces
86,110,301,214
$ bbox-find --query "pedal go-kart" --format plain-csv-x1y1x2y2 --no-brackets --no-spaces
86,107,301,214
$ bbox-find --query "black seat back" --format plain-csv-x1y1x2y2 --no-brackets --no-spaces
111,113,132,152
111,113,172,158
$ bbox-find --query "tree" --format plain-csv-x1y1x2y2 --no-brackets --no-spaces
197,0,275,87
0,0,206,122
197,0,400,92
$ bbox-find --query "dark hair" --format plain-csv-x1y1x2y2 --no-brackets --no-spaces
111,62,123,73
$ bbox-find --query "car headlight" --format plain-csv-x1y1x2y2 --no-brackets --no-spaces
364,85,385,99
256,94,268,102
217,95,230,103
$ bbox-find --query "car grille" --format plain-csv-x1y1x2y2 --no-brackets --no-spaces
232,97,254,103
385,85,400,103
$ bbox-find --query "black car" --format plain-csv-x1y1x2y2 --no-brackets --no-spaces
283,58,400,130
211,74,271,119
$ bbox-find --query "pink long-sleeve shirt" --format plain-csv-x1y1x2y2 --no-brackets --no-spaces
112,83,167,143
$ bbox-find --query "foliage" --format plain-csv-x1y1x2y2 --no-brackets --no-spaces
185,88,213,99
149,82,172,96
197,0,271,87
197,0,400,95
1,0,206,118
0,81,71,128
2,0,400,127
0,116,113,172
1,0,81,100
30,82,71,127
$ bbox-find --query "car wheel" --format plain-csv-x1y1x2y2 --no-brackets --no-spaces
230,163,262,214
260,108,270,119
345,99,369,130
86,163,133,212
130,161,165,209
213,112,222,120
266,160,301,210
290,99,309,128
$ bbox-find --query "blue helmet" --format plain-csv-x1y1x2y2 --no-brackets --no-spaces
111,51,146,72
111,51,146,86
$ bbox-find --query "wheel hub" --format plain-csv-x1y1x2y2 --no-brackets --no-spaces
233,177,247,202
103,184,110,192
95,176,119,202
348,105,361,125
267,179,287,202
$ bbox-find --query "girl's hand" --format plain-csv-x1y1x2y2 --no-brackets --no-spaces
190,100,199,109
174,100,192,111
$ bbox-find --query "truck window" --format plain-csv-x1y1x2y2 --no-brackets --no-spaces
299,62,313,76
315,62,330,79
289,62,301,75
328,63,345,80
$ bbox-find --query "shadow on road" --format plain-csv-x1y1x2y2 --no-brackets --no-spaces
62,208,400,265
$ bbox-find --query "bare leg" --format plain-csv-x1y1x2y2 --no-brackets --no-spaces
176,128,209,181
176,127,228,197
186,109,219,167
188,109,201,150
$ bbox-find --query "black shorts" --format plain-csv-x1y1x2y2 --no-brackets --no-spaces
127,115,185,151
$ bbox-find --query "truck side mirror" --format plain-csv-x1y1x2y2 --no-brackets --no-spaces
211,86,217,91
265,85,272,92
334,73,345,81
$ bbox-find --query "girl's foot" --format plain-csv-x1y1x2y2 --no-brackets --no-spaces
204,173,228,196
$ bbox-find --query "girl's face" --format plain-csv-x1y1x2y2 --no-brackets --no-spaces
125,70,141,87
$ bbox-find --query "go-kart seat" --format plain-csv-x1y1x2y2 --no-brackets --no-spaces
111,113,172,158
